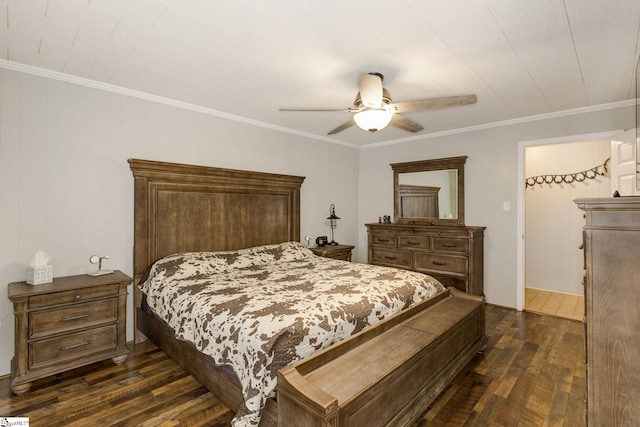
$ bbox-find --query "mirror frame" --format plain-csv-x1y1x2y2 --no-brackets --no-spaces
391,156,466,226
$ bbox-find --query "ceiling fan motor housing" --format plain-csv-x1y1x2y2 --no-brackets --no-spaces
354,89,392,108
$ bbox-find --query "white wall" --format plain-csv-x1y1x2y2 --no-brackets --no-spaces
525,140,611,295
358,106,635,309
0,68,360,376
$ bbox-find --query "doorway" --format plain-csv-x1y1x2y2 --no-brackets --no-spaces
516,130,627,313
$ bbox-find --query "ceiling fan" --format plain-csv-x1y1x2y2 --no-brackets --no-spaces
280,72,477,135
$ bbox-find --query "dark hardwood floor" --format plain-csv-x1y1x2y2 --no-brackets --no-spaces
0,305,586,426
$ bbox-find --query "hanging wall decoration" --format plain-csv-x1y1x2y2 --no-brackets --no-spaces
525,158,610,188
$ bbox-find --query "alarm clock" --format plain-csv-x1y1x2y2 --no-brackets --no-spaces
315,236,328,246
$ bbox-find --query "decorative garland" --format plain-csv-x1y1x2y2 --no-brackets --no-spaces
525,158,610,188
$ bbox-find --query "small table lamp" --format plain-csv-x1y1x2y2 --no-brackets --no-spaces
88,255,113,276
327,204,340,245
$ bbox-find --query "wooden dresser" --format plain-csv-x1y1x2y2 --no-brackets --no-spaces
8,271,131,394
366,223,485,295
310,244,354,261
575,198,640,425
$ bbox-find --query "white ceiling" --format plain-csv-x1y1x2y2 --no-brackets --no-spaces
1,0,639,147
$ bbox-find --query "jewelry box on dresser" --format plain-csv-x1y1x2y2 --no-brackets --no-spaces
575,197,640,426
367,156,485,296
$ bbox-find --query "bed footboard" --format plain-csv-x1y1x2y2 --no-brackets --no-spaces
277,288,486,427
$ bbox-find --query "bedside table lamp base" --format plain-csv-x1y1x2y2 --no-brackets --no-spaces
88,255,113,276
88,269,114,276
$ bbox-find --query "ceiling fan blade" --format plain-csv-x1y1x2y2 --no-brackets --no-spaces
390,94,477,113
279,108,358,112
390,114,424,133
359,73,383,108
327,118,356,135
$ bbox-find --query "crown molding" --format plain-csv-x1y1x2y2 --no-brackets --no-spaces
1,59,632,152
0,59,359,149
361,99,636,150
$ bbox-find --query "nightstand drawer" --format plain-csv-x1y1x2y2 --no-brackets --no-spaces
431,237,468,254
29,299,118,339
310,244,354,261
319,249,352,261
414,253,467,275
29,284,119,309
29,324,118,369
371,248,412,268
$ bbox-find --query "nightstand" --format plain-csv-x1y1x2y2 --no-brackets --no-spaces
310,244,355,261
8,270,131,395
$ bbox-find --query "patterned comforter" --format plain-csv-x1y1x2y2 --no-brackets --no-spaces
140,241,445,427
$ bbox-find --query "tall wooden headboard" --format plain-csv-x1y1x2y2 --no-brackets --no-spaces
129,159,305,338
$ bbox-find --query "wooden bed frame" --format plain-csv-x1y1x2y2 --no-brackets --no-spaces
129,158,486,427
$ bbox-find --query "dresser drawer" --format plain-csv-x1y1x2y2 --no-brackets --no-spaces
29,284,119,309
371,248,412,268
398,235,428,250
414,253,468,275
29,298,118,339
29,324,118,369
431,237,468,254
370,233,397,247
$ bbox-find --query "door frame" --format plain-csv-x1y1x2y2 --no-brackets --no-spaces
516,130,623,311
610,130,639,196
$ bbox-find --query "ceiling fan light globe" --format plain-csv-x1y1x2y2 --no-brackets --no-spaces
353,109,393,133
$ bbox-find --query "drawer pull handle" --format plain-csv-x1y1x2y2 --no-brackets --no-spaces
61,313,93,322
74,295,81,300
377,238,390,243
578,243,584,250
432,261,447,266
61,339,92,351
407,241,421,245
441,244,457,248
384,256,397,260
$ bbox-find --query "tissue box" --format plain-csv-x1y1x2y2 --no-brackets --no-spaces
26,265,53,285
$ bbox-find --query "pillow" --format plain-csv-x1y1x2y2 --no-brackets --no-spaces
238,241,314,264
147,241,313,282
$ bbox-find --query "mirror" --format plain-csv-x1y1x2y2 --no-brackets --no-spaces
391,156,466,226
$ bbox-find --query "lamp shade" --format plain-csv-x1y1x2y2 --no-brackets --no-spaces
353,109,393,133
